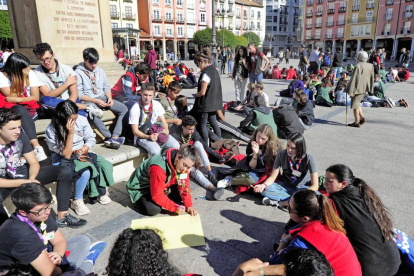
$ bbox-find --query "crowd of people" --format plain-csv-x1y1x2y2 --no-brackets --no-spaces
0,40,412,276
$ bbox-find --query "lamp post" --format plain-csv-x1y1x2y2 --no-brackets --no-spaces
211,1,217,57
268,34,275,56
219,9,228,49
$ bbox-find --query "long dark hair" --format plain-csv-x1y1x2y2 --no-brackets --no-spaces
234,46,248,65
51,100,78,149
287,133,307,159
293,190,346,235
326,164,395,241
175,95,188,118
105,228,181,276
1,53,31,97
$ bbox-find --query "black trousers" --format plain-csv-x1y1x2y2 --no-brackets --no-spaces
0,165,73,225
135,185,182,216
11,105,37,141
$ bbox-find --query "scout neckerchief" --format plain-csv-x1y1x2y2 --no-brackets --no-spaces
84,70,98,94
174,169,189,194
0,142,16,178
139,99,153,124
15,212,48,249
166,96,178,118
180,131,193,145
43,59,61,89
287,152,303,183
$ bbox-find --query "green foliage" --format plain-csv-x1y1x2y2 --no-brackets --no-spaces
235,36,248,47
242,32,260,47
216,29,236,49
0,11,12,40
193,28,213,47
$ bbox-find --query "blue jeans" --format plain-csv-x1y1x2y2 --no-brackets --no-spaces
333,67,343,84
248,72,263,84
261,181,307,201
41,96,87,117
228,60,233,74
52,154,90,200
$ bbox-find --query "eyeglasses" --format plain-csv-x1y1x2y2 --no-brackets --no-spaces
27,201,54,216
38,57,53,63
288,204,299,215
184,126,196,132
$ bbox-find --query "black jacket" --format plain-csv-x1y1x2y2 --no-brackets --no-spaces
272,104,304,138
195,66,223,113
296,101,314,126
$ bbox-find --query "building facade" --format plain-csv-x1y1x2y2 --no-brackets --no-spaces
234,0,266,45
323,0,348,53
0,0,7,11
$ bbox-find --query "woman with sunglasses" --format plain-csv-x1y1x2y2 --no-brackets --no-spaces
193,53,223,143
0,53,47,161
271,189,362,276
324,164,401,276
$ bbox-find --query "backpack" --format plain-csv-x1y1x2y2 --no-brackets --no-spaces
393,229,414,273
323,54,332,66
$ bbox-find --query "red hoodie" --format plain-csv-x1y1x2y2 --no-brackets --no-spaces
144,49,157,69
286,68,298,80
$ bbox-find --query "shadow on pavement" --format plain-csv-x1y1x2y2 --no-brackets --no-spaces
313,118,345,126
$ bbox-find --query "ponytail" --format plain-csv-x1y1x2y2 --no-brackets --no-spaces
318,194,346,235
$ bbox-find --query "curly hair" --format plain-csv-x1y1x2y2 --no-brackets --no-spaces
282,248,334,276
32,42,53,57
105,228,181,276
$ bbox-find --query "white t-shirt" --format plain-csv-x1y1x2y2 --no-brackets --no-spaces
0,70,42,96
130,46,137,57
201,72,211,84
129,101,165,144
250,91,269,105
2,52,11,64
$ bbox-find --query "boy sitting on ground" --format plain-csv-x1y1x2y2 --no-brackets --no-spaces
364,74,409,107
286,66,298,80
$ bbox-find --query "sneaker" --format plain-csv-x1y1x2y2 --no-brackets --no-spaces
116,137,125,145
98,194,112,205
218,153,235,165
87,105,103,119
262,197,279,206
217,176,232,188
104,138,121,150
207,173,219,186
56,213,87,228
34,146,47,162
85,241,107,265
70,198,91,216
212,187,224,200
386,98,394,108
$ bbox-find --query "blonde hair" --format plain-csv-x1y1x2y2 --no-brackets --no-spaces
254,82,264,96
251,124,283,164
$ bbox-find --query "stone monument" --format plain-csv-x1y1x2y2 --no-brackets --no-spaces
7,0,114,64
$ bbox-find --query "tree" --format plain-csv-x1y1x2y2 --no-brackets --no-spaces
242,32,260,47
234,36,248,48
193,28,212,47
0,11,12,42
216,29,237,49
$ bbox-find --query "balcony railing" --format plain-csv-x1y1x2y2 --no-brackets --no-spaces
352,5,360,11
236,25,241,30
165,17,174,23
382,30,390,35
256,26,262,30
110,12,120,19
243,26,248,30
325,33,333,38
243,14,248,19
250,14,255,18
249,26,255,30
306,24,312,28
306,12,313,17
347,16,376,23
280,21,288,25
236,14,241,18
280,11,289,15
406,0,413,2
338,7,346,13
176,17,185,24
219,0,224,2
328,0,335,2
314,35,321,39
384,14,392,20
187,19,196,24
328,9,335,14
326,21,334,26
366,16,375,22
315,23,322,28
316,11,323,16
198,20,208,25
336,20,345,25
165,32,175,38
366,3,375,9
336,33,344,38
401,28,411,34
122,13,136,20
228,11,233,17
404,13,413,18
385,0,393,5
152,15,163,22
153,31,163,37
228,25,234,30
305,35,312,39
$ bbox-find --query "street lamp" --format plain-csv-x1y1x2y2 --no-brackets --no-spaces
211,1,217,57
218,9,228,49
267,34,275,56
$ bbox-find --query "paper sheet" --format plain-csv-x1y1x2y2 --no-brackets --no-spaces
130,214,205,250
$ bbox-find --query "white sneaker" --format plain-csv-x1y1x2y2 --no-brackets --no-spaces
34,146,47,162
386,98,395,108
71,199,91,216
262,197,279,206
217,176,232,188
87,105,103,119
98,194,112,205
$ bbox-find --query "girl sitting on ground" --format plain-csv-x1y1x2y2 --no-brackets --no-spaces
280,68,288,79
272,64,281,79
295,90,314,130
324,164,401,276
315,79,334,107
254,133,319,207
271,190,362,276
243,82,269,116
46,100,114,215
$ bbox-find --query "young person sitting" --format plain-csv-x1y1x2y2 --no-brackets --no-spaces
270,190,362,276
162,68,176,89
46,100,114,215
160,81,183,127
386,66,400,83
32,43,99,119
0,183,105,275
187,68,197,86
363,74,409,108
243,82,269,117
254,133,318,206
111,62,151,103
294,90,314,130
272,64,281,80
75,48,127,149
129,83,177,157
126,145,199,216
0,108,86,228
315,79,334,107
286,66,298,80
397,66,410,82
379,64,387,82
239,95,276,136
272,100,305,139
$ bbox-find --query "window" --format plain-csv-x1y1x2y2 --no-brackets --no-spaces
274,16,278,22
237,19,241,27
338,27,344,35
111,23,118,28
306,30,311,38
366,10,373,21
340,1,345,7
153,0,159,4
187,12,195,23
257,11,261,19
339,14,345,22
317,6,322,13
165,0,171,5
352,13,358,23
403,21,411,31
154,25,161,36
329,3,334,9
250,10,254,17
126,23,133,28
166,26,173,36
243,10,247,18
165,10,172,21
200,13,206,23
236,31,240,35
237,8,241,17
187,0,194,9
327,29,332,36
266,26,272,31
385,8,392,20
328,16,333,23
406,5,413,12
177,12,183,22
243,21,247,28
125,6,132,17
384,23,391,32
177,26,184,37
110,5,117,16
307,7,312,14
315,29,321,38
257,22,261,29
273,26,277,31
187,27,195,38
250,21,254,29
266,15,273,22
177,0,182,6
153,9,160,19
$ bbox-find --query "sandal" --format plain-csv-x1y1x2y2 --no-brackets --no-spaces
359,118,366,125
348,122,361,128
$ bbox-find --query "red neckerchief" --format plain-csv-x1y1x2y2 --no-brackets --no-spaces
139,99,153,118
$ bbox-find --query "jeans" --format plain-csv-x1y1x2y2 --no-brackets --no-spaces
248,72,263,84
228,60,233,74
88,97,128,138
11,105,37,141
41,97,87,117
234,76,248,102
299,65,307,75
66,235,93,273
333,67,343,84
261,181,307,201
136,135,179,157
193,141,211,167
199,112,221,143
52,154,90,200
190,167,212,189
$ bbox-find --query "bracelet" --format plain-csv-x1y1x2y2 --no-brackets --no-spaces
259,267,265,276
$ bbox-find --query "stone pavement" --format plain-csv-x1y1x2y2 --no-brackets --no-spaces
62,58,414,275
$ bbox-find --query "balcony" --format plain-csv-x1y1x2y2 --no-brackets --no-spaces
338,7,346,13
404,13,413,18
316,11,323,16
243,14,248,19
243,26,248,30
406,0,413,2
385,0,393,5
176,17,185,24
366,3,375,9
317,0,323,3
280,21,288,25
228,11,233,17
336,33,344,38
325,33,333,38
187,4,194,9
249,26,255,30
153,31,163,37
365,16,375,22
328,9,335,14
165,17,174,23
314,35,321,39
110,12,120,19
198,19,208,25
326,21,334,26
251,14,255,18
236,25,241,30
236,14,241,18
165,1,172,6
256,26,262,30
152,15,163,22
228,25,234,30
306,24,312,28
305,35,312,39
401,28,411,34
352,5,360,11
384,14,392,20
315,23,322,28
307,0,313,5
336,20,345,25
382,30,390,35
122,13,136,20
165,31,175,38
306,12,313,17
280,11,289,15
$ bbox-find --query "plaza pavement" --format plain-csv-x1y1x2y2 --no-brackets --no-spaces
62,58,414,275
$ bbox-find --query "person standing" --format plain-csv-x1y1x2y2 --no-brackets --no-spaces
299,44,309,75
247,43,270,84
278,50,284,64
113,43,124,63
227,46,233,76
345,51,374,128
144,44,158,86
232,46,249,103
332,47,344,85
398,48,408,67
320,48,333,77
1,49,10,65
285,49,291,64
220,49,227,74
308,47,320,74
